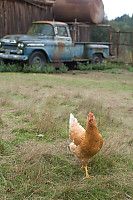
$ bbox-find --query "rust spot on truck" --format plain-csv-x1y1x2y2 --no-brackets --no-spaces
58,42,65,53
53,54,60,60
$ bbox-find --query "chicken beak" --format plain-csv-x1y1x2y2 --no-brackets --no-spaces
88,112,93,122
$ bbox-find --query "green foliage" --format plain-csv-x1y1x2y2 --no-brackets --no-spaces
0,62,69,74
0,61,22,72
24,63,68,74
72,71,76,75
57,64,68,73
128,67,133,72
22,64,32,73
0,61,133,74
77,62,111,71
89,63,107,70
111,14,133,32
77,62,133,72
104,69,123,74
42,64,56,74
30,64,42,73
0,62,6,72
77,62,90,71
23,64,56,73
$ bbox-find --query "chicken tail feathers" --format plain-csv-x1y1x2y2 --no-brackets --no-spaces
69,113,77,128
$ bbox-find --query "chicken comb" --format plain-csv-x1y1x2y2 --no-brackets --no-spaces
88,112,93,117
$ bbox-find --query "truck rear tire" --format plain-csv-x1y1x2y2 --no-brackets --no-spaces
28,51,47,70
91,54,103,64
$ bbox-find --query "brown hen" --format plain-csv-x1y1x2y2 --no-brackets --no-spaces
69,112,103,178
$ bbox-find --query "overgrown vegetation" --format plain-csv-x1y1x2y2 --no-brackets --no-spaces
77,62,133,73
0,68,133,199
0,62,68,74
0,61,133,74
0,62,23,72
110,14,133,32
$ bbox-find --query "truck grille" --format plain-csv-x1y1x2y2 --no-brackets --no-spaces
2,45,18,54
3,45,17,50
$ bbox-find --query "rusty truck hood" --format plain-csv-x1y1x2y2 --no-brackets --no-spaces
1,34,51,44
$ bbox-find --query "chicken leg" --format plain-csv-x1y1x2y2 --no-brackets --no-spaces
81,165,93,178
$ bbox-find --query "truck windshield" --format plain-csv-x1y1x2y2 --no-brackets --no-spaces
27,23,54,36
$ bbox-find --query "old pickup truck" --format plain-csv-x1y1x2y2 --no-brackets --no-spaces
0,21,109,69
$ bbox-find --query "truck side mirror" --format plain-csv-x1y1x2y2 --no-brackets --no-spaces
54,27,58,36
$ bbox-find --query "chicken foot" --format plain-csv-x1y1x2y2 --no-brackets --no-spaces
81,165,93,178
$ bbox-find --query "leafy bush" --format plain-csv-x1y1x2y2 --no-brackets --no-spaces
0,62,6,72
72,71,76,75
21,64,56,73
104,68,123,74
77,62,90,71
23,64,43,73
31,64,42,73
77,62,133,72
90,63,107,70
128,67,133,72
118,64,133,72
22,64,32,73
57,64,68,73
0,61,56,74
42,64,56,73
77,62,108,71
1,60,132,74
0,62,22,72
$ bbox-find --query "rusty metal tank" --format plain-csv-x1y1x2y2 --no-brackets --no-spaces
53,0,104,24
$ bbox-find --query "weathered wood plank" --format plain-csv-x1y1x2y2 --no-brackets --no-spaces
0,0,53,38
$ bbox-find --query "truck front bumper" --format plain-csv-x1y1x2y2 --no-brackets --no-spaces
0,53,28,61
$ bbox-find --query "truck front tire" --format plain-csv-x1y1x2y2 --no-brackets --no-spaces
28,51,47,70
91,54,103,64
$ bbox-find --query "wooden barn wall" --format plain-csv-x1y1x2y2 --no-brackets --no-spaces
0,0,53,38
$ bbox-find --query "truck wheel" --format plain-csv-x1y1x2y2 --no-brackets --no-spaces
91,54,103,64
28,51,47,70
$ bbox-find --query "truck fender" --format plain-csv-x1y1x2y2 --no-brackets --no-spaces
28,49,50,63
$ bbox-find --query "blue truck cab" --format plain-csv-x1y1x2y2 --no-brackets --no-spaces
0,21,109,68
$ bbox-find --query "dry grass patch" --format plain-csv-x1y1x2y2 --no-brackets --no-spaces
0,71,133,199
0,112,3,124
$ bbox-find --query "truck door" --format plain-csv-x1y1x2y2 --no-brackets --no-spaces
53,25,72,61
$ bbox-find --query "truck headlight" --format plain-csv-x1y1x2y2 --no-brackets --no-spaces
0,42,2,47
18,42,24,48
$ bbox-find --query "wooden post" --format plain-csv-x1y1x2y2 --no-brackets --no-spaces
132,31,133,67
116,31,120,59
110,25,112,55
74,18,77,43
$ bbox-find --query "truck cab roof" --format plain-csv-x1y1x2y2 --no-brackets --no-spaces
33,21,67,26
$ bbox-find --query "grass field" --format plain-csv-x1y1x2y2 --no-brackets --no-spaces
0,68,133,199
